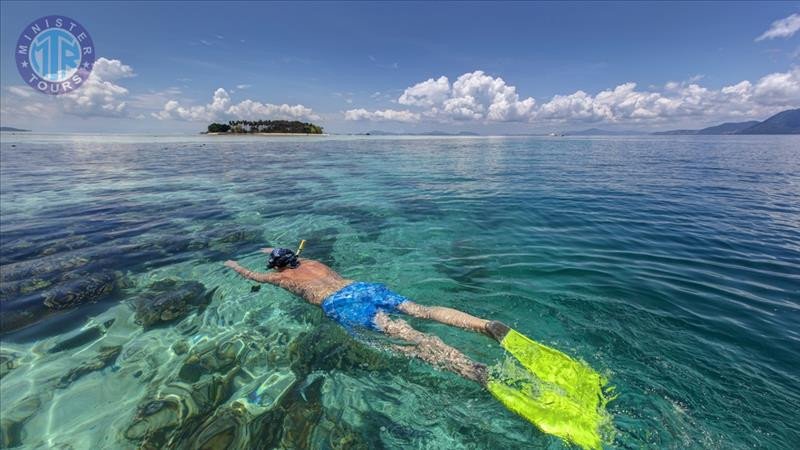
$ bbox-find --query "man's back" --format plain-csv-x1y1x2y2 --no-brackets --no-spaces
270,259,352,304
225,248,490,383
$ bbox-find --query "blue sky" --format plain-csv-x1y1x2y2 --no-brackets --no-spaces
1,1,799,133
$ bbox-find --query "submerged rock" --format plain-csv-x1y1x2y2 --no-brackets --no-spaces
48,319,115,353
124,323,397,449
124,397,183,444
289,323,401,375
137,234,198,254
39,234,92,257
0,238,35,266
0,395,41,448
323,423,372,450
177,332,262,382
0,307,41,337
237,370,297,416
172,340,190,355
0,271,123,334
126,327,308,449
56,345,122,388
0,349,21,379
0,278,54,300
132,279,215,328
43,270,121,310
125,366,239,446
180,371,305,449
274,375,325,448
0,254,90,284
178,404,252,450
205,226,261,246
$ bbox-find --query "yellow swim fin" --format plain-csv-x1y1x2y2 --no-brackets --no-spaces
485,322,614,450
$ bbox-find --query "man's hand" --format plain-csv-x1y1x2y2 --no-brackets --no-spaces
260,247,274,254
223,259,277,284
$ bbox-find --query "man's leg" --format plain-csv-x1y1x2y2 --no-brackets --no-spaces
398,301,491,335
375,311,487,385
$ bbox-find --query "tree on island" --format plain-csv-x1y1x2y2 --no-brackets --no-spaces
207,123,231,133
208,120,323,134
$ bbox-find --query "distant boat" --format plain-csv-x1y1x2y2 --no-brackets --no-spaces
548,132,564,137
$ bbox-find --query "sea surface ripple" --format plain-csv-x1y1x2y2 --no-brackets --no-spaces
0,134,798,449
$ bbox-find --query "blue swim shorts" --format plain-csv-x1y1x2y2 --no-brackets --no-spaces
321,282,408,332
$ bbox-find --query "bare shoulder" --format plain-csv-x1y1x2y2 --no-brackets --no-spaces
299,259,336,272
299,259,350,283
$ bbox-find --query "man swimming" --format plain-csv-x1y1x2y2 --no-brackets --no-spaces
225,246,614,450
224,247,510,384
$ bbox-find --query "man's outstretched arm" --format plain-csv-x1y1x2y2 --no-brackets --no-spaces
224,260,281,284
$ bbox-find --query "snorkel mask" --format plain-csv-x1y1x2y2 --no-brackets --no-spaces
267,240,306,269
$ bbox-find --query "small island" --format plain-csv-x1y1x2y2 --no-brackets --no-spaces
206,120,324,135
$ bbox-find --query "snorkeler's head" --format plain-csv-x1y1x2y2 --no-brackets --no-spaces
267,248,300,269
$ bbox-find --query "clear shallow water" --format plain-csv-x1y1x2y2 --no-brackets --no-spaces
0,133,798,449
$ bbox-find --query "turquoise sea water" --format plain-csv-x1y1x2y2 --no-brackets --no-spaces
0,133,798,449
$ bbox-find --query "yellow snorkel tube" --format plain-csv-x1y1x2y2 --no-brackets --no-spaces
485,322,615,450
295,239,306,256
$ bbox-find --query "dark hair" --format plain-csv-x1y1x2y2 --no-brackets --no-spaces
267,248,300,269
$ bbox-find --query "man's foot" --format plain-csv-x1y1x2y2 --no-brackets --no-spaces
485,321,510,342
471,363,489,386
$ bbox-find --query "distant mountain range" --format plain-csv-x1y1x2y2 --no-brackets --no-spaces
653,108,799,135
365,130,480,136
563,128,643,136
365,115,800,137
653,121,759,135
739,109,800,134
0,126,30,132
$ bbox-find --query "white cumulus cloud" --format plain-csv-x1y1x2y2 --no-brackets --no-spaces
398,76,451,107
91,58,135,81
344,108,420,122
350,70,536,123
447,71,536,121
7,85,34,98
2,57,135,119
750,67,800,104
153,88,319,122
537,68,800,123
59,58,137,117
346,67,800,126
61,77,130,117
756,13,800,41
